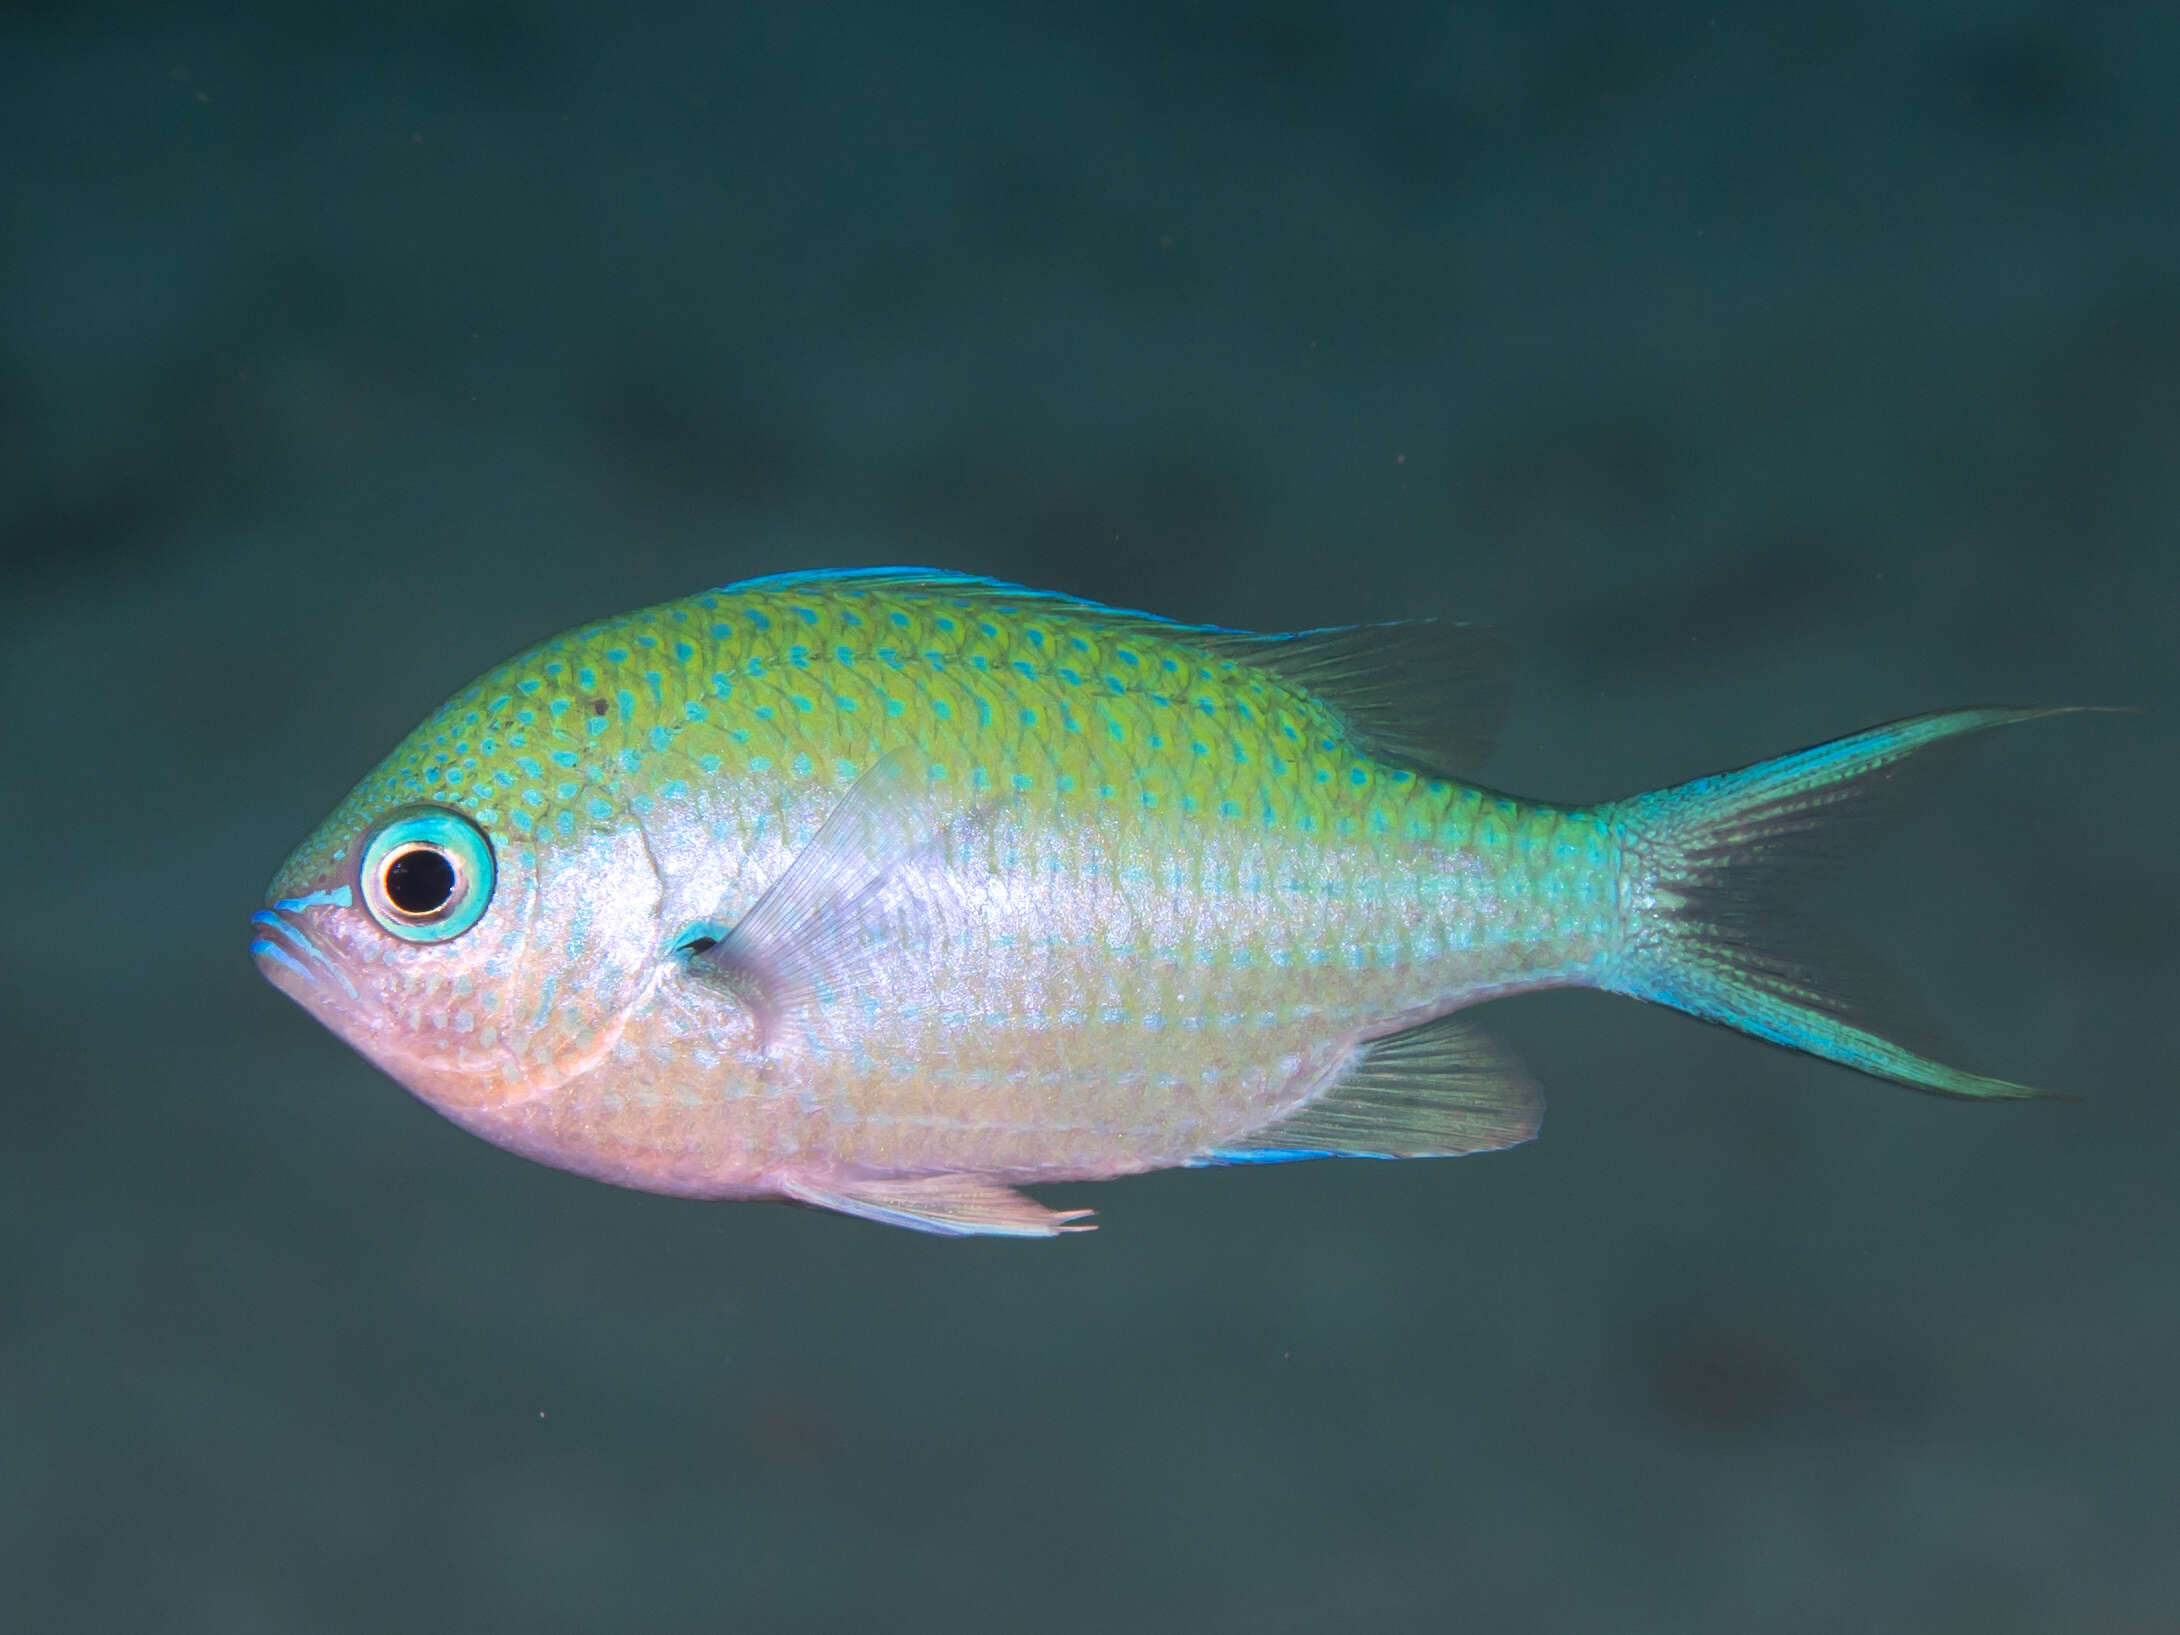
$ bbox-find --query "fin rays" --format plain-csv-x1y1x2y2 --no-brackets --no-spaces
1210,1013,1543,1164
1608,707,2096,1100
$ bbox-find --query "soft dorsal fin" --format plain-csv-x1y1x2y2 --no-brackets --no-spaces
780,1173,1095,1237
717,569,1510,777
687,748,964,1049
1208,1012,1543,1163
1217,620,1510,777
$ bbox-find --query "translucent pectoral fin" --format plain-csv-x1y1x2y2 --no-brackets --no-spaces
1210,1013,1544,1163
687,748,967,1048
780,1174,1097,1238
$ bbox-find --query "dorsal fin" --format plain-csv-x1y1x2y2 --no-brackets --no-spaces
1208,1013,1543,1163
716,569,1510,777
1216,621,1510,777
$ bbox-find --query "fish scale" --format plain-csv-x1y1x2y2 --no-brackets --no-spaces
256,569,2071,1236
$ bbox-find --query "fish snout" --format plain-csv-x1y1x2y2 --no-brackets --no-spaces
249,885,360,1005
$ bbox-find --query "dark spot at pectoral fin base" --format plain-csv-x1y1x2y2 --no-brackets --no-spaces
1209,1013,1543,1164
779,1174,1097,1238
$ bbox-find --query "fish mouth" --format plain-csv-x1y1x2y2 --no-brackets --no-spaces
249,894,359,1002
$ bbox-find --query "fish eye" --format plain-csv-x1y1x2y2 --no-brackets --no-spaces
359,809,495,942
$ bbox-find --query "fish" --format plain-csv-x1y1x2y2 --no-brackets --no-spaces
253,568,2079,1237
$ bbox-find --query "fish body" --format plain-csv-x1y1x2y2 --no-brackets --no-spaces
254,570,2060,1235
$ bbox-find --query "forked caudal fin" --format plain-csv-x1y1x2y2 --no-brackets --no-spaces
1604,708,2101,1101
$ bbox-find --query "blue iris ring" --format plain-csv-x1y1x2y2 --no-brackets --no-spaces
359,807,496,943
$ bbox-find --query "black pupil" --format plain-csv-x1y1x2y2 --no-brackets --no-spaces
384,848,458,916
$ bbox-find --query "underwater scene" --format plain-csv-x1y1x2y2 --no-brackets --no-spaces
4,3,2175,1630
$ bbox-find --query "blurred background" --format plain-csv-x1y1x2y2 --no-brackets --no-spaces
3,3,2175,1630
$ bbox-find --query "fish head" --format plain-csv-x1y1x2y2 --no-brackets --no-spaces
254,725,667,1120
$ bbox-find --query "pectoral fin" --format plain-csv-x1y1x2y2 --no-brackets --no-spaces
686,748,968,1048
780,1173,1096,1238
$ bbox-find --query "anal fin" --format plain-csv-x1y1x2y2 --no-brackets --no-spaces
1211,1013,1543,1163
779,1173,1096,1238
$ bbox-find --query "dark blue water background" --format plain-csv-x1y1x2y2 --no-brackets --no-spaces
3,4,2174,1629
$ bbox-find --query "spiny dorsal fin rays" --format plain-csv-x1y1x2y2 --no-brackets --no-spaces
716,568,1511,778
688,748,971,1053
1208,1012,1544,1163
779,1173,1095,1237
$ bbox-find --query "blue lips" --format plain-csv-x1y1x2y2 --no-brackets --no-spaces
249,905,359,997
